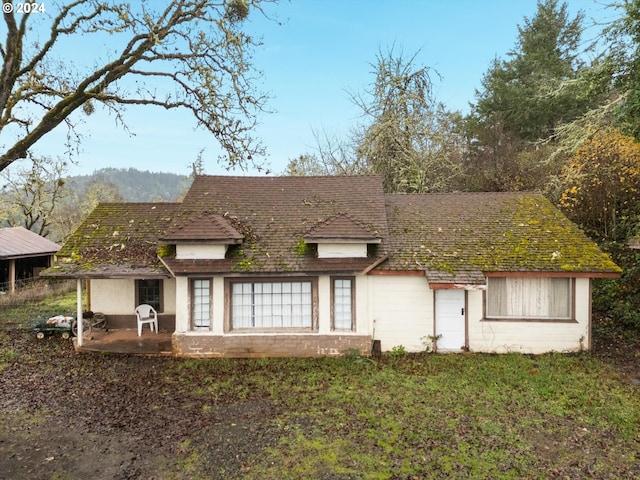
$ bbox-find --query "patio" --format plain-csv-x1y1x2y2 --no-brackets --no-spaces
74,329,173,356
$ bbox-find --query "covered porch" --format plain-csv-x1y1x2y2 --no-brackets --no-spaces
74,329,173,356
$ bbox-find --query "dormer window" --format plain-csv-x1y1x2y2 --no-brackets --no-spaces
162,213,244,260
304,214,381,259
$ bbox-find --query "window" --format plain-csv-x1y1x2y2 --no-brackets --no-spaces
230,280,314,330
136,279,162,312
191,279,212,329
332,277,355,330
486,277,572,320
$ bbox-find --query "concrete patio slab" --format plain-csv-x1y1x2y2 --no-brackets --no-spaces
74,329,173,356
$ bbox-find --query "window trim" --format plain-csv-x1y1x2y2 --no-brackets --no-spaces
135,278,163,313
331,276,355,331
224,277,319,333
189,277,213,331
483,276,576,323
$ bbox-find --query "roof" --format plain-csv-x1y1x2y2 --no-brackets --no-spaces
43,176,621,282
162,213,244,243
161,175,389,274
44,203,179,278
304,214,381,243
0,227,60,259
384,192,621,284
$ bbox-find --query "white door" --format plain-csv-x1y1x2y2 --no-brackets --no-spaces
435,289,466,351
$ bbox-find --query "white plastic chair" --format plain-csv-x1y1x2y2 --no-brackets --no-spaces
135,304,158,336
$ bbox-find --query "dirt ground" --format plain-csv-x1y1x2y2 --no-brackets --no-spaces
0,322,638,480
0,330,282,480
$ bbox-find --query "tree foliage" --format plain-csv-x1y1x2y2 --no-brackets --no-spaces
283,128,368,176
0,0,275,172
596,0,640,140
558,129,640,241
473,0,589,143
0,156,68,237
352,47,464,193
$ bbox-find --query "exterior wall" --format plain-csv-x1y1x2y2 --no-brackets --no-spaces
176,243,226,260
369,275,433,352
89,278,176,331
172,273,372,357
368,275,592,355
90,279,136,314
317,243,367,258
467,278,591,354
92,273,594,356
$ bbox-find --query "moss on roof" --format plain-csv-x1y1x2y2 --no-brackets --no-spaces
45,179,620,281
49,202,179,277
385,192,621,283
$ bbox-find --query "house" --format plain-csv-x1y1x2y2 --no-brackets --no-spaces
0,227,61,292
43,175,621,357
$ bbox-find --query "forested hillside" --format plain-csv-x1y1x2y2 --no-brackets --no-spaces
67,168,190,202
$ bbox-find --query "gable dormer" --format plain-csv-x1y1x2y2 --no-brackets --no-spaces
304,214,381,259
163,213,244,260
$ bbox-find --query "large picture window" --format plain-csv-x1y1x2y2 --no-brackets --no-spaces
486,277,572,320
332,277,355,331
136,279,162,312
230,280,314,330
191,279,212,329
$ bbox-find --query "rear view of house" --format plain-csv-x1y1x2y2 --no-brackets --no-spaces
44,175,620,357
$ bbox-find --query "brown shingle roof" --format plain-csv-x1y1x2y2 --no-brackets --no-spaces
45,203,179,278
163,213,244,243
384,192,621,284
304,214,381,242
165,175,389,274
0,227,60,259
44,176,621,281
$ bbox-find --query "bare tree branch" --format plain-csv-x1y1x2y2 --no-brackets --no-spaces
0,0,276,172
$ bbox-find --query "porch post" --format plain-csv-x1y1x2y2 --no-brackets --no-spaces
76,279,83,347
9,259,15,293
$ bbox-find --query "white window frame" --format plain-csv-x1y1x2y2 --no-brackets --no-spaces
226,278,318,331
331,277,355,331
486,276,574,321
191,278,212,330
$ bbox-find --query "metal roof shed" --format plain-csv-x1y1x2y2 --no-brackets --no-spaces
0,227,60,292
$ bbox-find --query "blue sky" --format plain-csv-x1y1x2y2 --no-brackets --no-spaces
20,0,615,177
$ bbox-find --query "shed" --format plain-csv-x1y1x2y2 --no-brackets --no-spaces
0,227,61,292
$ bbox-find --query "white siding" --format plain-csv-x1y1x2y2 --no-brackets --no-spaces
89,278,176,315
317,243,367,258
163,278,177,314
176,243,227,260
467,278,591,354
369,275,432,352
318,276,331,333
172,272,592,355
90,279,135,314
174,277,189,332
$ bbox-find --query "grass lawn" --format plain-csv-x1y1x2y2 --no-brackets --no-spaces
167,352,640,479
1,290,639,479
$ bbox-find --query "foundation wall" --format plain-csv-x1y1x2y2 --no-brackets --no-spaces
172,333,371,358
